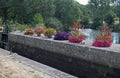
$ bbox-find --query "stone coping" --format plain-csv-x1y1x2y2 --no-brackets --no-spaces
9,32,120,69
0,48,77,78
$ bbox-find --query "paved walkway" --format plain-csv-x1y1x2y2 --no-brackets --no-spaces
0,50,54,78
0,48,77,78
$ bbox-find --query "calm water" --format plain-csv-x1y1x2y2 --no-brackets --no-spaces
80,29,120,44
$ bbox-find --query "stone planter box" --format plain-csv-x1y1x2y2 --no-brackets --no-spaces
8,32,120,78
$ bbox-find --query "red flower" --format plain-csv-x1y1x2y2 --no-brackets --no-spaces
73,21,77,31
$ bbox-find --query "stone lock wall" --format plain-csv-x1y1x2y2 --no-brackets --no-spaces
8,32,120,78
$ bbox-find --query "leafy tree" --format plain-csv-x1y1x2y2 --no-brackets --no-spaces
54,0,82,30
81,16,90,28
91,17,103,30
104,13,114,25
89,0,111,21
114,0,120,24
45,17,63,30
0,0,24,23
40,0,55,19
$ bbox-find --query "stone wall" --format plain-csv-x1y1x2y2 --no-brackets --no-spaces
8,32,120,78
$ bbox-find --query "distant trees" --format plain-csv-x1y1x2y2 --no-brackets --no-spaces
88,0,120,31
54,0,82,30
0,0,24,23
0,0,120,32
114,0,120,24
104,13,114,25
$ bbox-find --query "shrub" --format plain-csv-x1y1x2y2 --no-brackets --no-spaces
104,14,114,25
109,24,120,32
81,17,90,28
10,23,32,31
91,17,102,30
33,13,44,25
45,17,63,30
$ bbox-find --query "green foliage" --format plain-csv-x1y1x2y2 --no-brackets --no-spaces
45,17,63,30
81,16,90,28
104,13,114,25
10,23,32,31
33,13,44,25
0,0,120,33
114,0,120,24
54,0,82,28
89,0,111,19
110,24,120,32
91,17,103,30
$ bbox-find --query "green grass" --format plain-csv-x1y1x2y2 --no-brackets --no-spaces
10,24,33,31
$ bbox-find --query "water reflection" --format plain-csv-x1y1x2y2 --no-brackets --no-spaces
80,29,120,44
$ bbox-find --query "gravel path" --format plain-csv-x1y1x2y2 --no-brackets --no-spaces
0,52,53,78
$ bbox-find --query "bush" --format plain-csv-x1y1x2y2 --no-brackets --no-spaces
45,17,63,30
91,17,102,30
104,14,114,25
81,17,90,28
33,13,44,25
109,24,120,32
10,23,32,31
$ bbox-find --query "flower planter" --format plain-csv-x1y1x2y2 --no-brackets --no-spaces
24,28,34,36
37,33,41,37
54,31,69,40
34,27,44,37
46,34,52,38
92,40,112,47
92,24,113,47
68,36,85,43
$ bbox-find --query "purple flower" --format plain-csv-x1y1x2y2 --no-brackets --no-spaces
54,31,69,40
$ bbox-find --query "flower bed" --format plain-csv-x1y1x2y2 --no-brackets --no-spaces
54,31,69,40
68,21,86,43
21,22,115,47
92,24,113,47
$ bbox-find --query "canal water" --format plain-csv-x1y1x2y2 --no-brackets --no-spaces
80,29,120,44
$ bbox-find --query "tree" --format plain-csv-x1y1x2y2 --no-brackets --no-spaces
0,0,24,32
0,0,23,23
89,0,111,20
54,0,82,30
40,0,55,19
45,17,63,30
114,0,120,24
104,13,114,25
81,16,90,28
91,17,103,30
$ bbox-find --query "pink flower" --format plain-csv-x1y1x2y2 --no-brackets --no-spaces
68,36,85,43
